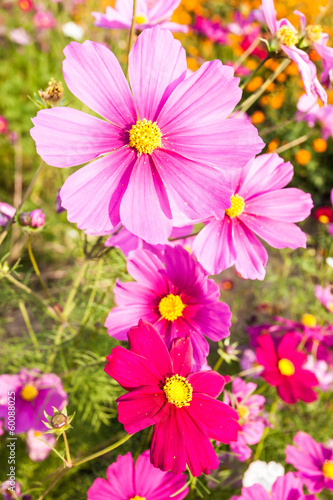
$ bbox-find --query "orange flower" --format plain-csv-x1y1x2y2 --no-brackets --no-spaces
313,138,327,152
295,149,312,165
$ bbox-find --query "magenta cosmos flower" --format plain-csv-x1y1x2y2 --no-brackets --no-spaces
224,378,268,462
231,472,316,500
193,153,313,280
0,369,67,433
0,201,15,227
261,0,327,104
87,450,188,500
30,27,264,245
105,320,240,476
93,0,188,33
105,245,231,368
286,431,333,493
255,333,319,404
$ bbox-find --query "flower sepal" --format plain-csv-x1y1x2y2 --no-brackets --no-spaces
42,406,75,439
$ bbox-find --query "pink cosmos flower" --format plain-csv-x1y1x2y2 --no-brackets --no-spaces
87,450,189,499
297,93,333,139
261,0,327,104
0,201,15,227
255,333,319,404
33,8,56,29
231,471,316,500
9,28,31,45
1,480,22,500
315,285,333,313
26,429,56,462
286,431,333,493
30,208,45,228
30,27,264,245
240,348,264,377
224,378,268,461
92,0,188,33
105,245,231,368
0,116,8,135
193,153,313,280
193,16,229,44
0,369,67,433
105,320,240,476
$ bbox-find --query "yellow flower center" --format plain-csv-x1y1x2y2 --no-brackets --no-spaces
238,405,250,420
277,26,298,46
301,313,317,328
158,294,185,321
163,374,193,408
225,194,245,218
129,119,162,155
34,431,42,437
323,460,333,479
278,358,295,376
20,384,38,401
306,24,323,43
135,13,148,24
318,214,329,224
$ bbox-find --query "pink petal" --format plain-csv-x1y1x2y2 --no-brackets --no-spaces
60,149,136,234
194,302,231,341
169,335,193,377
272,473,304,500
87,478,125,500
277,333,298,359
238,484,270,500
128,321,173,378
187,370,228,398
148,0,182,23
117,386,167,434
126,248,167,291
129,26,187,121
193,217,237,275
232,221,268,280
120,154,173,244
105,453,135,498
105,305,157,340
30,107,125,168
261,0,277,34
63,40,136,126
256,334,278,368
241,213,307,249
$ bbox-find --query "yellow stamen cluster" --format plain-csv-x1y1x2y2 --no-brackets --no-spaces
34,431,42,437
129,119,162,155
278,358,295,376
306,25,323,43
158,294,185,321
301,313,317,328
318,214,329,224
238,405,250,420
20,384,38,401
130,497,146,500
277,26,298,47
135,13,148,25
322,460,333,479
39,78,64,103
225,194,245,218
163,374,193,408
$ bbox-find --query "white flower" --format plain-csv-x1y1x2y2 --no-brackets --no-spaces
327,257,333,269
62,22,84,41
243,460,285,492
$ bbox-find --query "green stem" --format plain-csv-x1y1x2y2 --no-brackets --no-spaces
126,0,137,80
273,132,312,154
18,301,40,355
240,55,271,90
0,161,44,248
63,261,88,318
74,433,132,466
27,235,53,301
63,432,72,467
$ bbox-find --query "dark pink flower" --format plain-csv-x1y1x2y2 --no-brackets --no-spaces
0,202,15,227
255,333,319,404
286,431,333,493
87,450,188,499
0,116,8,135
105,245,231,368
33,8,55,29
0,369,67,433
30,208,45,228
193,16,228,44
105,320,240,476
193,153,313,280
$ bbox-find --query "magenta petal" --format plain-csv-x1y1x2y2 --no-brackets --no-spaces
30,107,125,168
129,26,187,121
256,334,278,368
105,305,157,340
232,221,268,280
126,248,167,291
153,149,232,220
194,302,231,341
272,472,303,500
193,218,237,275
261,0,277,34
128,321,173,378
60,150,135,234
187,371,227,398
120,154,173,244
151,405,187,474
188,394,240,444
238,484,269,500
63,40,136,126
277,333,299,359
169,335,193,376
87,478,125,500
117,386,166,434
242,213,307,250
105,453,135,499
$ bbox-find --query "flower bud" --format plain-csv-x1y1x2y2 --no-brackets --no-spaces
51,413,67,429
30,209,45,228
18,212,31,227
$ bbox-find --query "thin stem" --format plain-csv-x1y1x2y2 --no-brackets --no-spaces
18,301,40,355
233,37,261,71
240,55,271,90
230,366,264,380
273,133,311,154
74,433,132,466
63,432,72,467
0,161,44,248
63,261,88,318
126,0,137,80
27,235,53,301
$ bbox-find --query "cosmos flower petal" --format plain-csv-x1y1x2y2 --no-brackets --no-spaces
117,386,167,434
272,473,304,500
120,154,173,244
60,150,136,234
153,149,232,219
261,0,278,33
245,188,313,222
126,248,167,291
242,214,307,250
193,302,231,341
148,0,182,23
169,335,193,377
233,221,268,280
187,371,228,398
188,394,240,443
105,453,135,499
129,26,187,122
30,107,126,168
256,335,278,368
63,40,136,126
235,483,269,500
87,477,125,500
193,217,237,275
105,305,157,340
